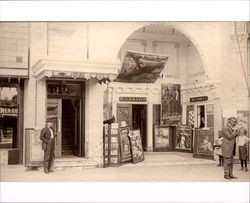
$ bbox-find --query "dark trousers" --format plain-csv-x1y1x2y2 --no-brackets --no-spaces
223,156,234,176
43,138,55,170
218,155,224,165
240,160,247,168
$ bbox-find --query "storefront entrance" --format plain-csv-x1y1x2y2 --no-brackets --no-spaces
47,98,83,158
132,104,147,151
46,81,84,158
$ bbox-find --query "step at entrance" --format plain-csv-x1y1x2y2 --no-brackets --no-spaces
53,157,100,170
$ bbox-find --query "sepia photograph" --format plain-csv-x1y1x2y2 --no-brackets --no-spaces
0,1,249,203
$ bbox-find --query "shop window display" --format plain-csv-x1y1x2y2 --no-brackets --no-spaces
0,87,18,148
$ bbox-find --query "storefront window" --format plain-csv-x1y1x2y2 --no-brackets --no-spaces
0,87,18,148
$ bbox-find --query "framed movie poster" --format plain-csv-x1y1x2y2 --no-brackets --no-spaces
175,125,192,152
119,126,132,163
130,130,144,163
161,84,181,125
193,128,214,159
153,125,172,152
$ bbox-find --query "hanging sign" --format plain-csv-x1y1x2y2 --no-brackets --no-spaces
190,96,208,102
119,97,147,102
116,51,168,83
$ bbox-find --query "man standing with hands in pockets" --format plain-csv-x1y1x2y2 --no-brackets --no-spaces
222,117,239,180
40,121,56,174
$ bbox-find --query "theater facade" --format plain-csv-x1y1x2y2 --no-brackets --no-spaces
0,22,249,166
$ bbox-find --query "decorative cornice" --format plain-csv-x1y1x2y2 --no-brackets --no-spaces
182,83,217,94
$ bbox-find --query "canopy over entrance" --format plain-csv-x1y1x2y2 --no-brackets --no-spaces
32,59,119,83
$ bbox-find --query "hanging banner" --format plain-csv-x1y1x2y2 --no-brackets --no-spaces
116,51,168,83
161,84,181,125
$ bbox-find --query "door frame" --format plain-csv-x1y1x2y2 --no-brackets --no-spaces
132,104,147,151
46,98,62,158
46,81,85,157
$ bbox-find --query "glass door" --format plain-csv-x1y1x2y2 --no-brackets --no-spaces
47,99,62,158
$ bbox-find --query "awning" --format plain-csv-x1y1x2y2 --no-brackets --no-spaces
32,59,119,83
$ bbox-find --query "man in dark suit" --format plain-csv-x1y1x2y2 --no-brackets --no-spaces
222,117,239,180
40,122,56,174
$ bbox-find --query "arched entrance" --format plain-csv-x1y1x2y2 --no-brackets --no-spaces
111,23,216,154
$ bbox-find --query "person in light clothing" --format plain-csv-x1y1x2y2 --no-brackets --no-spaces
238,128,250,171
214,131,223,166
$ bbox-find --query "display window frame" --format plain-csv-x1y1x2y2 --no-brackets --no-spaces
0,80,24,164
0,83,19,149
184,101,215,130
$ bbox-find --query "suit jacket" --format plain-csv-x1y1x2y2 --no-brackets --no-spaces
40,126,55,150
222,124,237,157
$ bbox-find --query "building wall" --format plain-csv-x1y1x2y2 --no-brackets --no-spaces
1,22,249,165
85,79,106,164
0,23,29,76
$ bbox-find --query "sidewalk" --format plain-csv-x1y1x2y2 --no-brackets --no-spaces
1,152,249,182
123,152,215,167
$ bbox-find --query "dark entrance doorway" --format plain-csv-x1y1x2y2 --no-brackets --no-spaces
61,99,81,156
132,104,147,151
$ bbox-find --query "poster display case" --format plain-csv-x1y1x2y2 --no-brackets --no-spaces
103,124,110,167
103,123,120,167
110,123,120,166
25,128,44,167
193,128,214,160
174,125,193,152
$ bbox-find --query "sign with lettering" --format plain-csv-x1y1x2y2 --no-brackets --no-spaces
47,84,81,97
119,97,147,102
190,96,208,102
0,107,18,114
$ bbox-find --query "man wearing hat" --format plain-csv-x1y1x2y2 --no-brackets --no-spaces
40,121,56,174
222,117,239,180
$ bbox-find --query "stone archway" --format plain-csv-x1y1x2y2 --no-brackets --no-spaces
114,22,216,83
